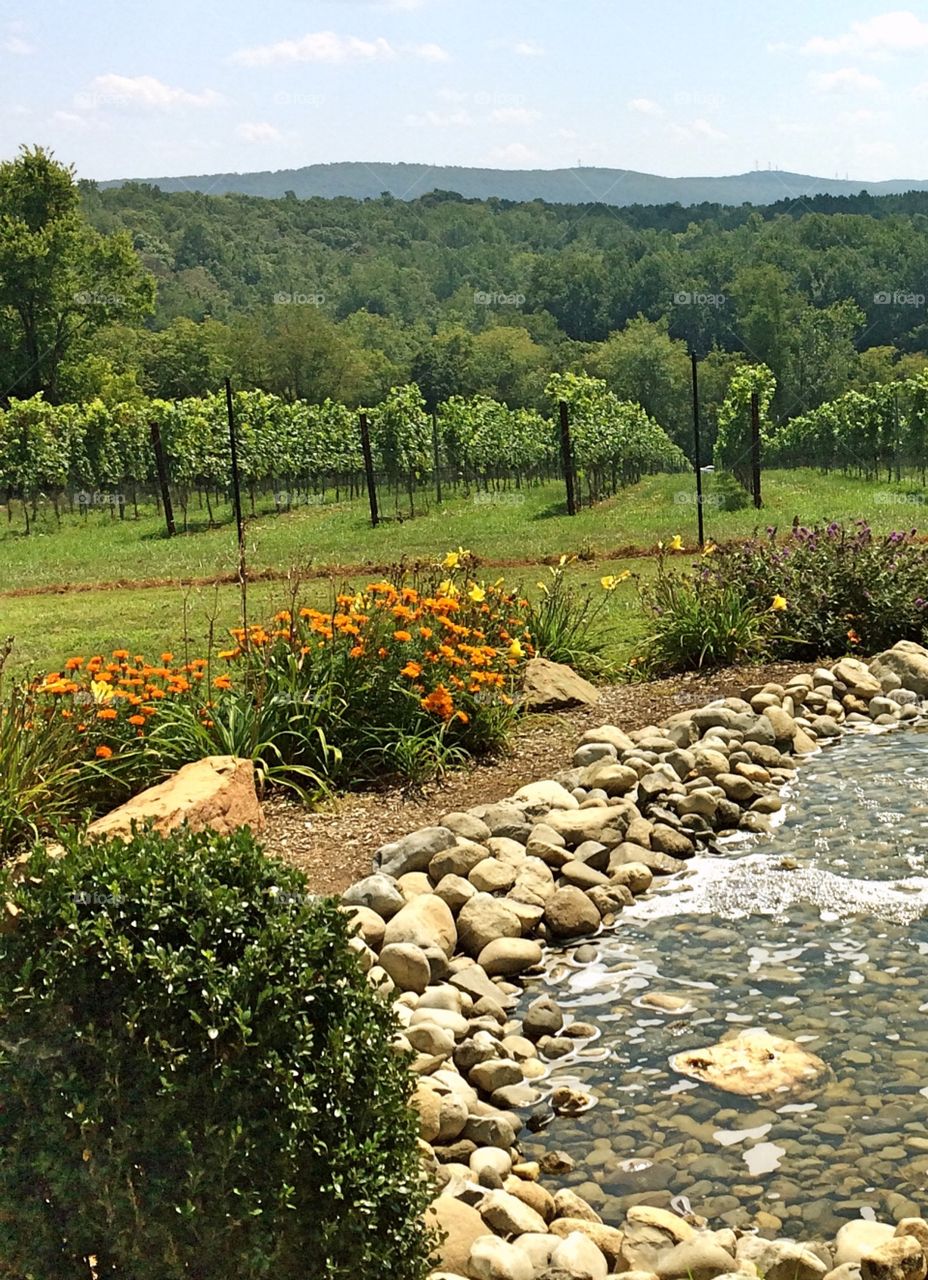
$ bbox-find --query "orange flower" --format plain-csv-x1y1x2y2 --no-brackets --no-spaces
421,684,455,721
96,708,118,721
349,644,365,659
213,675,232,691
160,652,174,663
218,648,240,660
95,744,113,759
127,714,146,727
400,661,423,679
419,626,433,639
847,628,861,645
112,649,129,661
64,656,83,671
393,630,412,643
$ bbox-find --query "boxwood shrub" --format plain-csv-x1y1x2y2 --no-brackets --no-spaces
0,826,433,1280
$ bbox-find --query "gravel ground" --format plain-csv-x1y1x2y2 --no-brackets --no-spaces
261,662,802,894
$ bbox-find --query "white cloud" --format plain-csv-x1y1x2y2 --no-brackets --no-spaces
670,117,727,142
513,40,545,57
490,106,541,124
627,97,663,117
2,35,34,55
809,66,883,93
913,80,928,98
411,42,449,61
78,74,224,110
436,88,468,102
231,32,395,66
237,121,283,142
404,109,473,127
487,142,540,165
802,10,928,57
52,110,87,129
766,40,791,53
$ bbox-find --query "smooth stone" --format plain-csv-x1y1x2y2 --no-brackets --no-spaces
836,1223,897,1266
468,1235,534,1280
478,937,543,978
550,1230,609,1279
477,1188,549,1236
654,1238,738,1280
426,1195,490,1274
342,872,405,919
544,886,600,939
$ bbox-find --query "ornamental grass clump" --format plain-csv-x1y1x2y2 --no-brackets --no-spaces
0,826,434,1280
638,521,928,671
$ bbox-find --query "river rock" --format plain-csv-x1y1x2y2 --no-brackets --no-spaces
440,810,493,843
470,858,518,894
456,893,523,956
468,1235,534,1280
478,937,543,977
870,642,928,696
833,657,882,698
342,904,386,950
550,1231,609,1279
670,1028,828,1095
512,779,580,810
382,893,457,957
654,1237,738,1280
861,1238,927,1280
375,826,456,878
582,762,640,796
426,1195,490,1275
736,1235,827,1280
544,886,600,939
378,942,431,993
434,873,478,913
478,1188,549,1236
342,872,405,919
430,839,492,881
836,1223,897,1266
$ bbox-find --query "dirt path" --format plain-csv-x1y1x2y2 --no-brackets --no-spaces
261,661,800,895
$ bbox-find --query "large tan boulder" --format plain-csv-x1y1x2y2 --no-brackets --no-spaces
523,657,599,710
426,1195,491,1275
87,756,263,840
382,893,457,958
670,1028,827,1096
870,642,928,696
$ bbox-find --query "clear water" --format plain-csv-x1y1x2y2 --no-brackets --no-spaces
518,726,928,1237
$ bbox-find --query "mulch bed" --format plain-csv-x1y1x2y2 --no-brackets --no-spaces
261,662,801,895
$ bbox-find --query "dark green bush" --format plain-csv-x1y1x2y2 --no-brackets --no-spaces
0,827,433,1280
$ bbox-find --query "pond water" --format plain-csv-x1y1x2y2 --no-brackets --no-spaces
518,725,928,1237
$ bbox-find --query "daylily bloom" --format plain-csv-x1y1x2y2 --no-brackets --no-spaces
468,584,486,603
771,595,788,612
702,541,717,556
669,534,685,552
508,639,525,659
600,571,630,591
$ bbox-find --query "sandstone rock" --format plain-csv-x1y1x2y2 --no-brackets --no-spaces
544,886,600,939
434,873,479,913
582,762,639,796
470,1059,524,1095
620,1207,695,1270
836,1224,897,1267
440,811,493,843
397,871,433,900
510,858,556,906
649,825,695,858
342,872,406,919
670,1028,827,1096
553,1188,602,1224
376,826,456,878
736,1235,827,1280
833,657,882,698
580,724,636,752
383,893,457,958
897,1224,928,1255
87,755,263,840
478,937,543,977
456,893,524,957
505,1179,556,1223
610,861,653,895
405,1020,456,1059
544,806,630,843
430,840,492,882
468,1235,534,1280
523,657,599,711
426,1195,491,1275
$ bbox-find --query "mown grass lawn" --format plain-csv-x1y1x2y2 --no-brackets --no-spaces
2,468,924,676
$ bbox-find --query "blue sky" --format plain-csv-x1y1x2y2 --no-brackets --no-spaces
3,1,928,182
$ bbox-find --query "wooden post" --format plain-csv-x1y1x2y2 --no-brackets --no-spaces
359,412,379,528
559,400,578,516
690,353,705,547
149,420,176,538
432,411,442,505
750,390,762,509
225,378,248,635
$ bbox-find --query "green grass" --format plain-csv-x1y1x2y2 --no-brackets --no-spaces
2,468,925,677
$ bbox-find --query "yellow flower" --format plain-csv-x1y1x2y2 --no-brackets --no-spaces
90,679,114,704
468,584,486,603
669,534,685,552
437,579,459,598
508,639,525,659
771,594,788,612
702,541,717,556
600,571,630,591
441,546,470,570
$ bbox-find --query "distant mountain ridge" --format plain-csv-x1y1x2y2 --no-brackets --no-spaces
98,162,928,206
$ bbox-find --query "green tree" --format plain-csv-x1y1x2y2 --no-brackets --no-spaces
0,146,155,401
589,316,692,450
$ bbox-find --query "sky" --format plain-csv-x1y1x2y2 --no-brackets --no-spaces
3,1,928,183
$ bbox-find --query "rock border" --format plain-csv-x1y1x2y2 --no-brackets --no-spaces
340,641,928,1280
